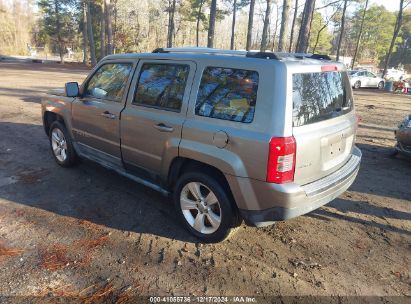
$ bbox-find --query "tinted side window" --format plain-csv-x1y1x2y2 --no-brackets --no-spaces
85,63,132,102
195,67,259,123
133,63,189,111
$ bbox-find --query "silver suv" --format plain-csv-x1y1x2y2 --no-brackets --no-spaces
41,48,362,242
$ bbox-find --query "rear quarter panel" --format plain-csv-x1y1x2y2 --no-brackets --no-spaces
180,58,287,181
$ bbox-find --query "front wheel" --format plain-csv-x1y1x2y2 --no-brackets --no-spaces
49,121,78,167
378,81,384,90
173,172,237,243
354,81,361,89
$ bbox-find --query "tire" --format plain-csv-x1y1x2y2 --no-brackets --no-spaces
378,81,384,90
173,171,237,243
354,81,361,89
49,121,78,167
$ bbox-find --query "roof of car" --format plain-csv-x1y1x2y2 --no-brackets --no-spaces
103,47,345,69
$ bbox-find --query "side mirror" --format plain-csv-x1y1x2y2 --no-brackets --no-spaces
65,82,79,97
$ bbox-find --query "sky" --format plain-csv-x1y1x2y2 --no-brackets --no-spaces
370,0,402,12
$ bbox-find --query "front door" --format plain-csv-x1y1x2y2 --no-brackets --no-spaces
121,60,196,177
72,61,135,165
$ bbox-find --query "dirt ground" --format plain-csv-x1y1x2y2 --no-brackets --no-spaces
0,58,410,303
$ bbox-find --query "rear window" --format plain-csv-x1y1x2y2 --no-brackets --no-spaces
292,71,353,127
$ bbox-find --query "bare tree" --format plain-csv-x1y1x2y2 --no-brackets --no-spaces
53,0,64,63
100,1,105,59
288,0,298,52
278,0,291,51
246,0,255,50
296,0,315,53
230,0,237,50
87,0,96,65
82,0,88,63
260,0,272,51
382,0,406,78
167,0,176,48
207,0,217,47
336,0,348,62
195,0,205,47
351,0,368,69
105,0,113,54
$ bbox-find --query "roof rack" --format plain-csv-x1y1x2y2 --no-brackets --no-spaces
153,47,248,56
152,47,330,61
309,54,332,60
152,47,281,60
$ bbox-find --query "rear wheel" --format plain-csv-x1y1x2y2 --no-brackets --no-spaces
378,81,384,90
173,172,236,243
354,81,361,89
49,121,78,167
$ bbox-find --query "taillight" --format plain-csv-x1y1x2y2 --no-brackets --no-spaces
266,136,296,184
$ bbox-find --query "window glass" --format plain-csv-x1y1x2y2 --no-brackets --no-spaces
292,71,353,127
195,67,259,123
133,63,189,111
85,63,132,101
367,72,375,78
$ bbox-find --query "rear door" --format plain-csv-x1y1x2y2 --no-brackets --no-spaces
121,60,196,176
291,69,356,185
72,61,135,165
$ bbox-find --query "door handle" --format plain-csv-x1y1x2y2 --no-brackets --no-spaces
101,111,116,119
154,123,174,132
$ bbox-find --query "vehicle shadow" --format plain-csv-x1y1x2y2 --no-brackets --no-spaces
0,121,198,243
308,201,411,236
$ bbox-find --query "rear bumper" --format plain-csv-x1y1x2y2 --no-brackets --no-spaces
238,146,362,227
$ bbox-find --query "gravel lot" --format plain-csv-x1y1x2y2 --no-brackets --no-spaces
0,59,410,302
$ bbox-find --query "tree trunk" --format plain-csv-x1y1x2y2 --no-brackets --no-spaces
288,0,298,52
167,0,176,48
296,0,315,53
54,0,64,64
100,2,105,59
230,0,237,50
196,0,204,47
246,0,255,51
105,0,113,55
207,0,217,48
336,0,348,62
382,0,405,78
260,0,272,51
351,0,368,69
278,0,291,52
87,0,97,66
82,0,88,64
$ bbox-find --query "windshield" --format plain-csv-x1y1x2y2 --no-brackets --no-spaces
292,71,353,127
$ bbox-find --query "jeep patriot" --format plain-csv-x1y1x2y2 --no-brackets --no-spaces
41,47,362,242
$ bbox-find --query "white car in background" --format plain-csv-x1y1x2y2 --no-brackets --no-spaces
348,70,385,89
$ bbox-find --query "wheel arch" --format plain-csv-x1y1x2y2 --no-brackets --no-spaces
168,158,238,205
43,111,67,136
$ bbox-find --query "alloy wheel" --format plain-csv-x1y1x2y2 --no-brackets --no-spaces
180,182,222,234
51,128,68,162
